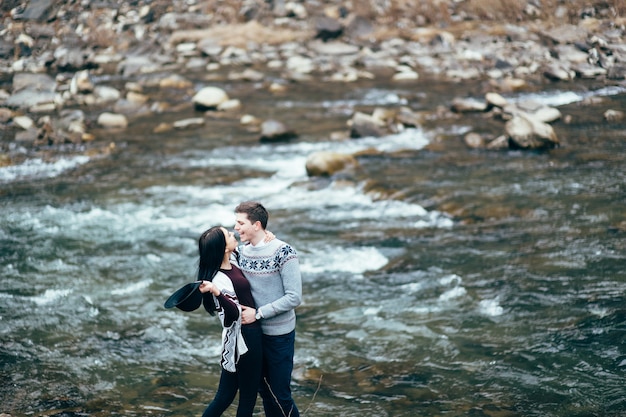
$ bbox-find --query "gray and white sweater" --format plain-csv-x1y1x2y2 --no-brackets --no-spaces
235,239,302,336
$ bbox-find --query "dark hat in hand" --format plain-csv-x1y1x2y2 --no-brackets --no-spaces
164,281,203,311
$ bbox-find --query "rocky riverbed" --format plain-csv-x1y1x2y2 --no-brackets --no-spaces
1,0,625,171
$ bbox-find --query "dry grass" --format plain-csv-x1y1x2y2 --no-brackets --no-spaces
350,0,626,26
168,21,313,47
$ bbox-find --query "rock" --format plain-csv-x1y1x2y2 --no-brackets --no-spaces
543,62,575,81
259,119,297,142
349,112,388,138
269,82,288,93
539,24,588,45
553,44,590,63
604,109,624,122
70,70,94,95
285,2,308,19
0,153,11,167
58,109,86,136
127,91,150,105
505,114,559,149
118,55,162,77
314,16,343,41
217,99,242,111
198,38,224,57
93,86,122,103
286,56,315,74
227,68,265,82
153,122,173,133
501,101,561,123
16,0,54,21
395,107,424,128
305,151,358,177
572,62,607,78
0,108,14,123
464,132,485,149
192,86,229,110
485,92,508,109
446,67,481,80
159,74,194,89
451,97,488,113
392,66,419,81
97,112,128,128
6,89,58,110
53,46,89,71
13,116,34,130
344,15,375,41
531,106,562,123
173,117,205,129
486,135,510,150
607,64,626,80
12,73,56,93
113,99,149,117
308,40,359,56
176,42,197,56
14,128,38,144
240,114,261,126
493,77,527,92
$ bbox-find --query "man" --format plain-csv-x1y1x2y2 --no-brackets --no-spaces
234,201,302,417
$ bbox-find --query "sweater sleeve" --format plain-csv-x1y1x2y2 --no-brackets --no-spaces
212,273,240,328
258,245,302,319
216,293,240,327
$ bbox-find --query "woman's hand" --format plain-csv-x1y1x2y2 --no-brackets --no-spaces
199,280,220,296
241,306,256,324
264,230,276,243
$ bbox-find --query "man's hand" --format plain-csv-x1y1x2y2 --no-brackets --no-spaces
241,305,256,325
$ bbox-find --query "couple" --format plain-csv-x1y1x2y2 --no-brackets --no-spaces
197,201,302,417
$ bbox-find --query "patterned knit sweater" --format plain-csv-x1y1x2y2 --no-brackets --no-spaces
236,238,302,336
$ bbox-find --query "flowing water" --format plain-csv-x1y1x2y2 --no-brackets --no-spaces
1,74,625,417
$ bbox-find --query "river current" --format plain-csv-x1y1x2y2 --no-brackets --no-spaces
1,74,625,417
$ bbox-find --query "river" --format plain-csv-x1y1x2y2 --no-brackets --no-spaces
1,73,625,417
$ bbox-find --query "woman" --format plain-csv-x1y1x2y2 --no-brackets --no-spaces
197,226,263,417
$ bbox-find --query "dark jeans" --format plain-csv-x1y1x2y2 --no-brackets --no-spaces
202,325,263,417
259,330,300,417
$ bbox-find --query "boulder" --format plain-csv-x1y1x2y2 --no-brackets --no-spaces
505,114,559,149
349,111,388,138
305,151,358,177
192,86,229,110
259,119,297,142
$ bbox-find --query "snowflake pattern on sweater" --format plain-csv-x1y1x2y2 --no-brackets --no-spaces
239,244,296,271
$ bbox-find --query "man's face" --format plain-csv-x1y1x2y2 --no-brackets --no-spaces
234,212,255,243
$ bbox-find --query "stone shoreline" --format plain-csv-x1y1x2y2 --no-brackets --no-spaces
1,0,625,168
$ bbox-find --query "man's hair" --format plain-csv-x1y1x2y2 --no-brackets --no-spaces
235,201,269,229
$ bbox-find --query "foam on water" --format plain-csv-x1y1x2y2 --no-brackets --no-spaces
510,85,626,107
30,288,72,305
301,246,388,275
149,151,452,233
287,88,408,109
438,286,467,301
0,156,89,182
110,279,152,295
479,298,505,317
175,127,430,175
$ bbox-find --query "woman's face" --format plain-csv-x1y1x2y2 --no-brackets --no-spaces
221,227,238,252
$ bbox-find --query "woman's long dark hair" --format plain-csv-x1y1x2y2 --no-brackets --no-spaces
197,226,226,315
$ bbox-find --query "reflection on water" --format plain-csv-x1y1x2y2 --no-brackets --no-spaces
1,77,625,417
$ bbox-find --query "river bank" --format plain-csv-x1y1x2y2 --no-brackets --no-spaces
1,0,625,172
